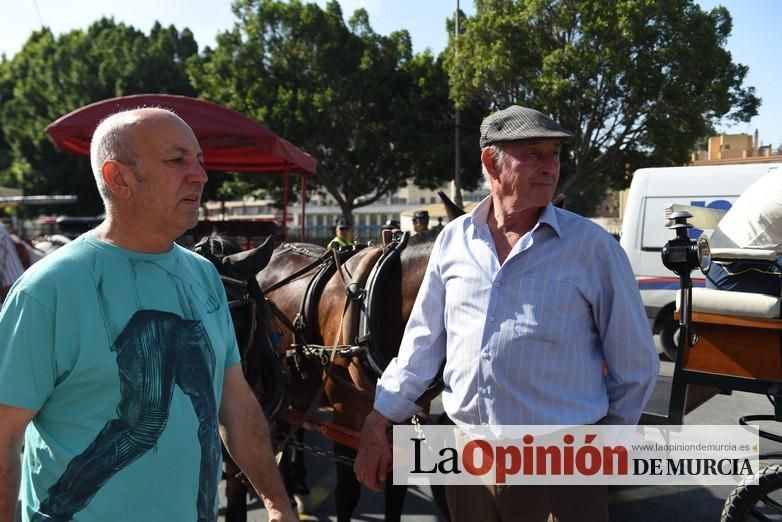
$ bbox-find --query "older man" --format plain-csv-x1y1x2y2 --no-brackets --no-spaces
0,108,295,521
354,106,658,521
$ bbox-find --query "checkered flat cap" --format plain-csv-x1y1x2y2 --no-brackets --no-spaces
479,105,574,147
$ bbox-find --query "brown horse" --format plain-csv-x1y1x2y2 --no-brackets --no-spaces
256,231,448,522
197,221,458,520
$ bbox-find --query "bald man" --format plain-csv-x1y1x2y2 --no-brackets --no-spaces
0,109,295,522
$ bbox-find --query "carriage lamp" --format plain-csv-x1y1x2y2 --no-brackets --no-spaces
661,212,704,349
661,212,700,276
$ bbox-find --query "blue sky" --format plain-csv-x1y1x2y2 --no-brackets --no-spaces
0,0,778,147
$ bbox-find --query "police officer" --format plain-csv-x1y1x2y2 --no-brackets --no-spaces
412,210,429,234
327,218,354,250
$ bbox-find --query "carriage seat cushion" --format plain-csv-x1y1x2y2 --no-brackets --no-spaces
676,288,781,319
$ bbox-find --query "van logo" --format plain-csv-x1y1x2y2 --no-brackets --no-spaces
687,200,732,238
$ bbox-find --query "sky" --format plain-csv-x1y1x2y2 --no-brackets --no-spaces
0,0,779,147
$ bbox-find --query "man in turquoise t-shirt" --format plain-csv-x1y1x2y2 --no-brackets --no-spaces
0,108,296,521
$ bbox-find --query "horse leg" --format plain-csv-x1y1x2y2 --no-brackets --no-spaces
334,443,361,522
223,457,247,522
384,480,408,522
431,484,451,521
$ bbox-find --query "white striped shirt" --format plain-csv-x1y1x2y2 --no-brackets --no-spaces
375,197,659,426
0,224,25,288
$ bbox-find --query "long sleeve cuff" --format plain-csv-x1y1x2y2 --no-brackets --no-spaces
373,386,423,424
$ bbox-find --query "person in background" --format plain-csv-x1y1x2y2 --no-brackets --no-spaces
705,170,782,295
353,105,658,522
327,217,354,250
412,210,430,234
0,221,25,302
0,108,295,522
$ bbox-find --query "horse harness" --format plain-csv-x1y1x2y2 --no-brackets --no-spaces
262,235,410,384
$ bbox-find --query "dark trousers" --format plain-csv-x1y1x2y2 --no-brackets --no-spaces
445,484,608,522
706,259,781,296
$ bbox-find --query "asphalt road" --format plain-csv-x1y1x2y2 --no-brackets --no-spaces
219,358,782,522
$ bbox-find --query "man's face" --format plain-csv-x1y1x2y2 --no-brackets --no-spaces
337,226,352,241
413,218,427,232
126,115,207,238
492,140,561,209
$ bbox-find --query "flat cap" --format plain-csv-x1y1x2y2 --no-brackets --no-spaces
336,218,351,228
412,210,429,220
479,105,574,148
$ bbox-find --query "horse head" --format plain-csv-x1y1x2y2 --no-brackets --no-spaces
192,233,285,419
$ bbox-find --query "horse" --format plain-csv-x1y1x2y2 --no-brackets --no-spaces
7,233,66,268
29,235,72,259
196,194,466,521
255,230,449,522
194,232,447,521
192,234,286,522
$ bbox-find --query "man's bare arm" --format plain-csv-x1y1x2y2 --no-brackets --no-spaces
0,404,35,522
219,365,295,522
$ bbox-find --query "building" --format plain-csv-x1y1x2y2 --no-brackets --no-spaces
691,131,781,164
202,181,490,244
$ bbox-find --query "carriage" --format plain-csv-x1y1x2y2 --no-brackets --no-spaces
639,205,782,521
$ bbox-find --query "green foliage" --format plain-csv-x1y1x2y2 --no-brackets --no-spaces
189,0,480,220
0,19,199,216
445,0,759,215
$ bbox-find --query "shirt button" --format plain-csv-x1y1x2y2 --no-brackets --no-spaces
481,387,489,395
482,351,490,360
489,315,496,323
494,281,501,288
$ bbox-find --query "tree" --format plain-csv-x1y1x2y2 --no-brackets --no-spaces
445,0,760,214
189,0,482,221
0,19,199,216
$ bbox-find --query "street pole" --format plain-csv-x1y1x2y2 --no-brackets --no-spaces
453,0,464,208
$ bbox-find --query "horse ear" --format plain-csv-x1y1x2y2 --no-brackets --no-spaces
438,191,466,220
221,235,275,276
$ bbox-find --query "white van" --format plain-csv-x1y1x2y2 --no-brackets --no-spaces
619,162,782,359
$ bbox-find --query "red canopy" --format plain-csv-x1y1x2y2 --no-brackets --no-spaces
45,93,317,174
46,94,316,240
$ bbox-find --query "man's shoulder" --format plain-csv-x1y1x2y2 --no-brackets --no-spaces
173,243,220,278
5,237,98,309
554,207,616,240
17,237,94,282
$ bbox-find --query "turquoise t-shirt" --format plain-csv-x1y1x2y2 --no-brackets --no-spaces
0,234,241,521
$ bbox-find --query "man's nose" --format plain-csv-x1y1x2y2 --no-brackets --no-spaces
188,162,208,185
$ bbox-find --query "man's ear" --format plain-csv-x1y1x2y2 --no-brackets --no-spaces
102,160,133,200
480,147,500,181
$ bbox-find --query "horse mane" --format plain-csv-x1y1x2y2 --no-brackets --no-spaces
401,227,440,261
193,233,243,260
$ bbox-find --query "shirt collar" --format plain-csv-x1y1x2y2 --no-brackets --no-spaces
470,196,562,238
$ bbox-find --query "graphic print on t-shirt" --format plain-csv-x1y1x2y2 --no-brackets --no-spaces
32,259,221,522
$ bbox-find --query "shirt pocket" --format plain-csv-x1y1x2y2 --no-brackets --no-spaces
508,277,591,346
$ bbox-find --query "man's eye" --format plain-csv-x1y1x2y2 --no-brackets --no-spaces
167,158,184,165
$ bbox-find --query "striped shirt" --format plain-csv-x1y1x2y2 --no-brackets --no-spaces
375,197,659,426
0,224,25,289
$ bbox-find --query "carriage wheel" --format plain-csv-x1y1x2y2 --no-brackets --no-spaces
721,464,782,521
